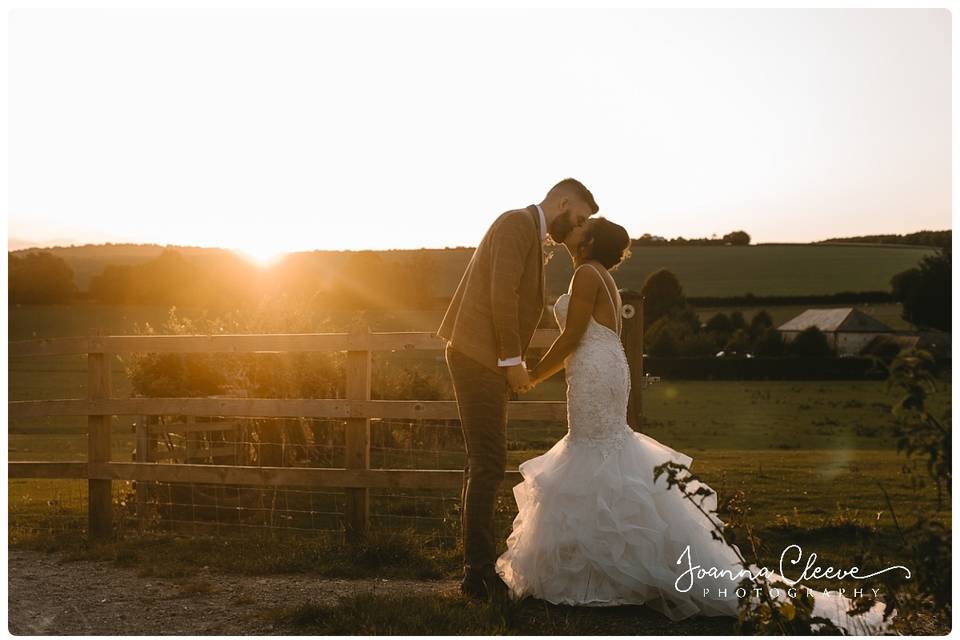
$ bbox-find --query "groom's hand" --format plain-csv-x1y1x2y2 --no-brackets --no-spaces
505,364,530,393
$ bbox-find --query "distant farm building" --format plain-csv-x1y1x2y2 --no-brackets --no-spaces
777,308,894,356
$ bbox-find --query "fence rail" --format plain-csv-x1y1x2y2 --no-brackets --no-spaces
9,398,565,421
10,309,652,540
8,326,568,539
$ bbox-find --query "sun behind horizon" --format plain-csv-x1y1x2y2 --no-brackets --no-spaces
233,245,288,267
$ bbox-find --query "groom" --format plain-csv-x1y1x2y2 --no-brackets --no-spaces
436,178,599,599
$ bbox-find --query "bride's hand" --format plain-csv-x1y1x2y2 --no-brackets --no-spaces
519,367,539,393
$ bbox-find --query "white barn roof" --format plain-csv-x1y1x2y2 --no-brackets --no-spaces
777,308,893,333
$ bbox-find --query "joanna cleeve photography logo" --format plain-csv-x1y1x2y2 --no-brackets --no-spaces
675,543,913,598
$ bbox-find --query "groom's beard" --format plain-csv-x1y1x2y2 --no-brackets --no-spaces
548,211,575,242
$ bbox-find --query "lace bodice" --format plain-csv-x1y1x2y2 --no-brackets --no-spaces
553,280,632,457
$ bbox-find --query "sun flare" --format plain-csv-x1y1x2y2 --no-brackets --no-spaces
234,245,288,267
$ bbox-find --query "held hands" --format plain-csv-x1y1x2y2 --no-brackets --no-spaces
505,364,530,394
506,363,542,394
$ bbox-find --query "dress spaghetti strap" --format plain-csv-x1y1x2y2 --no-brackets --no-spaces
579,263,621,336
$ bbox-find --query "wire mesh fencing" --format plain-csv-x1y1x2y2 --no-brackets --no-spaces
9,416,550,548
9,413,566,552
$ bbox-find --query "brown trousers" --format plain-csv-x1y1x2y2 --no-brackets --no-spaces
445,344,509,573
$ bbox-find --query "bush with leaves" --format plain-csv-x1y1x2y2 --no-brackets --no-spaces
890,246,951,332
677,333,718,357
754,327,787,357
651,461,879,635
788,326,833,357
724,328,753,354
871,348,951,623
123,297,449,467
748,310,774,339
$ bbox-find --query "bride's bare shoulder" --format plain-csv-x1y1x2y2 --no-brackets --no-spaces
568,263,604,299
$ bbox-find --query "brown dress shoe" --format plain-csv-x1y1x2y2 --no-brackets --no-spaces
460,566,510,602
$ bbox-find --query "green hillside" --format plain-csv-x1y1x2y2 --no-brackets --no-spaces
12,241,937,299
505,243,933,298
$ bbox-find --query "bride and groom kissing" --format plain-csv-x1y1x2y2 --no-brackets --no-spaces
434,178,892,634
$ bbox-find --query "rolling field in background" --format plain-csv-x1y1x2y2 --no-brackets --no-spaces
16,241,938,300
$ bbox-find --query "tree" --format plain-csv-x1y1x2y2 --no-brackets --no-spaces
677,333,717,357
890,246,951,332
9,252,76,304
722,230,751,245
649,329,679,357
748,310,774,338
640,269,686,327
754,327,786,356
88,249,201,305
724,328,752,354
705,312,733,334
89,264,133,303
729,310,747,331
668,304,703,335
788,326,832,357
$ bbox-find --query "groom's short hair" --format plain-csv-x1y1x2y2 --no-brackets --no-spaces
548,178,599,214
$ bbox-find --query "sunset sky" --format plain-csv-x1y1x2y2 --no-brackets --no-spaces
8,9,951,261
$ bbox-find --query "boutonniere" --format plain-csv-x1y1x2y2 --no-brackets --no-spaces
542,244,557,267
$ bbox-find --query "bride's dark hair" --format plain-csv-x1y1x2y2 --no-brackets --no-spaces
582,217,632,270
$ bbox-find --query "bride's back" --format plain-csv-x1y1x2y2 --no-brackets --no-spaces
553,264,631,447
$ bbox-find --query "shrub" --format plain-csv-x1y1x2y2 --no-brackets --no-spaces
788,326,832,357
724,328,752,354
754,327,786,357
748,310,774,338
704,312,733,334
677,333,717,357
649,329,679,357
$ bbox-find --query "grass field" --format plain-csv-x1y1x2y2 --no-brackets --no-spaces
381,243,935,300
538,243,932,298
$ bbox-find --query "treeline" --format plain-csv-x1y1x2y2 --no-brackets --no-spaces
8,252,76,304
688,290,894,307
8,248,441,310
817,229,950,248
631,230,751,246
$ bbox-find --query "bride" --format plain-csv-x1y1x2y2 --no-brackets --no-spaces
494,217,894,635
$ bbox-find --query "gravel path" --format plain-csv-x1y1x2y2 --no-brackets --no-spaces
8,548,458,635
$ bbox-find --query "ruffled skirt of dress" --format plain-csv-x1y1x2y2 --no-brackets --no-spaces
494,427,894,635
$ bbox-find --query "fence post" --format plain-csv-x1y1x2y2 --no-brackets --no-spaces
134,415,149,531
636,296,645,429
345,324,371,536
87,328,113,541
620,292,646,431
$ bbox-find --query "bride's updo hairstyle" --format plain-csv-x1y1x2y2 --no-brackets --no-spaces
582,217,632,270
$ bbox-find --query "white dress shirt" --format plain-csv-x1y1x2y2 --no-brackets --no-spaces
497,204,546,368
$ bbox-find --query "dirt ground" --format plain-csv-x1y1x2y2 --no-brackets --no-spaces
8,548,457,635
11,547,936,636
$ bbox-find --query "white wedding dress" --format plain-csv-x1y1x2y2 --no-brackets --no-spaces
495,264,893,635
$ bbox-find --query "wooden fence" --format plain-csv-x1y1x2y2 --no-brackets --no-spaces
9,312,655,541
